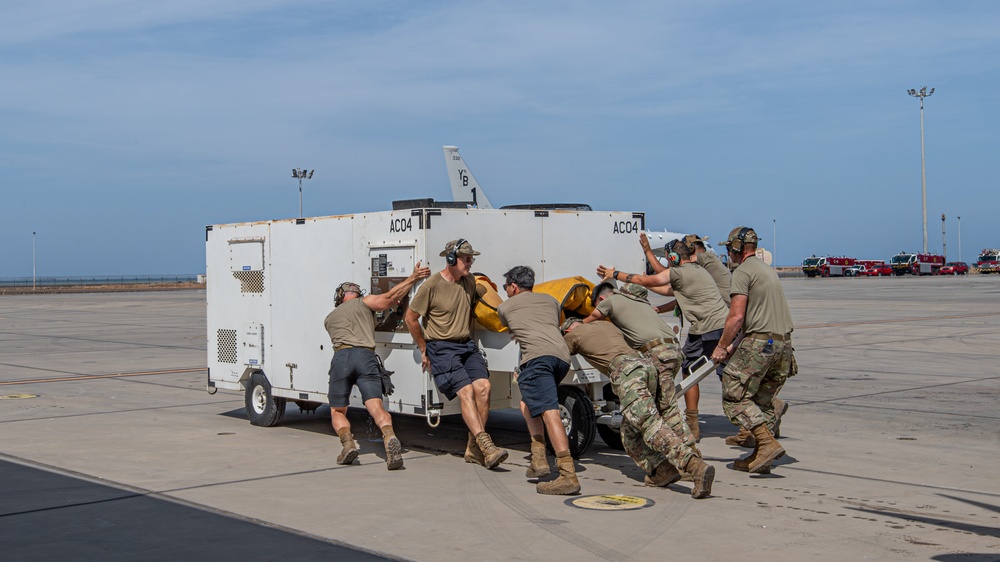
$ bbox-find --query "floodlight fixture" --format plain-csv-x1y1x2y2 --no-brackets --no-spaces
292,167,315,218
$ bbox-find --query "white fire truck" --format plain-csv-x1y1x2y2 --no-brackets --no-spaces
890,251,944,276
205,199,652,456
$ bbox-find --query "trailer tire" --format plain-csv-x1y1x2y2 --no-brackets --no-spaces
547,386,596,459
596,424,625,450
245,372,286,427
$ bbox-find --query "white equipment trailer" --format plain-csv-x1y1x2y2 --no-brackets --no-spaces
206,201,649,455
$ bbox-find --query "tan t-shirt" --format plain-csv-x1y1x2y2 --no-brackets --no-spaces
324,298,376,349
408,272,477,341
595,292,677,350
730,256,794,335
669,262,728,335
698,251,732,306
498,291,571,366
563,321,632,376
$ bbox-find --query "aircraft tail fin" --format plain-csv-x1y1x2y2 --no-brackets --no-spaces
443,146,494,209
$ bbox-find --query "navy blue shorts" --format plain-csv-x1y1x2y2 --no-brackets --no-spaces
426,340,490,401
518,356,570,418
327,348,383,407
681,328,725,380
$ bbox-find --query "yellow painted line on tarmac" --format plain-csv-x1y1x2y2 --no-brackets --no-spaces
799,312,1000,329
0,368,206,386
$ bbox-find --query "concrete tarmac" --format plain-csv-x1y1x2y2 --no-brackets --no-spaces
1,276,999,561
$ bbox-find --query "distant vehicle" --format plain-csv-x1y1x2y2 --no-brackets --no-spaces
975,249,1000,274
846,259,886,277
890,251,944,276
802,255,856,277
940,262,969,275
861,262,891,277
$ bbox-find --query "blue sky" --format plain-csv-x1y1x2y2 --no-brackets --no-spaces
2,1,998,275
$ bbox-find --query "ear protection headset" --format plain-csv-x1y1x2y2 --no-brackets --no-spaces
729,227,752,254
446,238,468,266
665,240,681,267
334,282,365,307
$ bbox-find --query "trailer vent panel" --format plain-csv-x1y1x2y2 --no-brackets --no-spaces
232,270,265,293
217,329,238,363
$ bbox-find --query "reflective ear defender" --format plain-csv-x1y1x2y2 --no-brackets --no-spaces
446,238,468,266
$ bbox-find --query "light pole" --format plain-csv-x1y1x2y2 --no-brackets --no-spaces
941,213,946,261
957,216,962,262
292,168,314,218
32,231,36,291
908,86,934,253
773,219,777,268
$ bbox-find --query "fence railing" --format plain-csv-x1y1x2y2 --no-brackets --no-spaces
0,275,200,287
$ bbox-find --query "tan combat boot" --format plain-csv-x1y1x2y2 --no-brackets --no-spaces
730,446,769,474
749,424,785,473
644,461,682,487
772,398,789,438
475,432,509,469
536,451,581,495
526,434,550,478
381,425,403,471
336,428,359,465
684,455,715,499
725,427,757,448
464,432,485,466
685,409,700,442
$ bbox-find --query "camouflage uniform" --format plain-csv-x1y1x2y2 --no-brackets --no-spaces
722,336,797,429
610,352,696,474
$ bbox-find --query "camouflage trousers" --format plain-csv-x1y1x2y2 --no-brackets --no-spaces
610,350,696,475
722,337,797,430
642,339,685,416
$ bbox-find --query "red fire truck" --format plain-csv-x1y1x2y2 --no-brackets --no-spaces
976,249,1000,274
890,251,945,276
802,255,856,277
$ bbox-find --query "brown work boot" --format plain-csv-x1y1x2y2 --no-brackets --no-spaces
685,409,700,442
725,427,757,448
772,398,789,438
730,446,769,474
644,461,682,487
464,432,485,466
381,426,403,471
336,430,359,465
684,455,715,499
475,432,509,469
536,451,581,495
749,424,785,473
526,434,550,478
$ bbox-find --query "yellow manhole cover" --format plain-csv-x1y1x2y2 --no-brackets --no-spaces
0,394,39,400
566,494,654,511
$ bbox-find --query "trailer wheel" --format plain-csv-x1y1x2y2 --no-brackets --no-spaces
596,424,625,450
245,372,287,427
547,386,596,459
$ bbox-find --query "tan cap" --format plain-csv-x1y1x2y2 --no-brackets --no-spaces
683,234,707,246
621,283,649,301
720,227,759,248
439,239,481,257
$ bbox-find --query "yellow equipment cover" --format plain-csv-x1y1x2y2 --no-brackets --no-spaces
473,275,595,333
473,275,507,333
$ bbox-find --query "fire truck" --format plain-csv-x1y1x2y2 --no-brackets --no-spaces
801,255,856,277
890,251,945,275
976,249,1000,274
